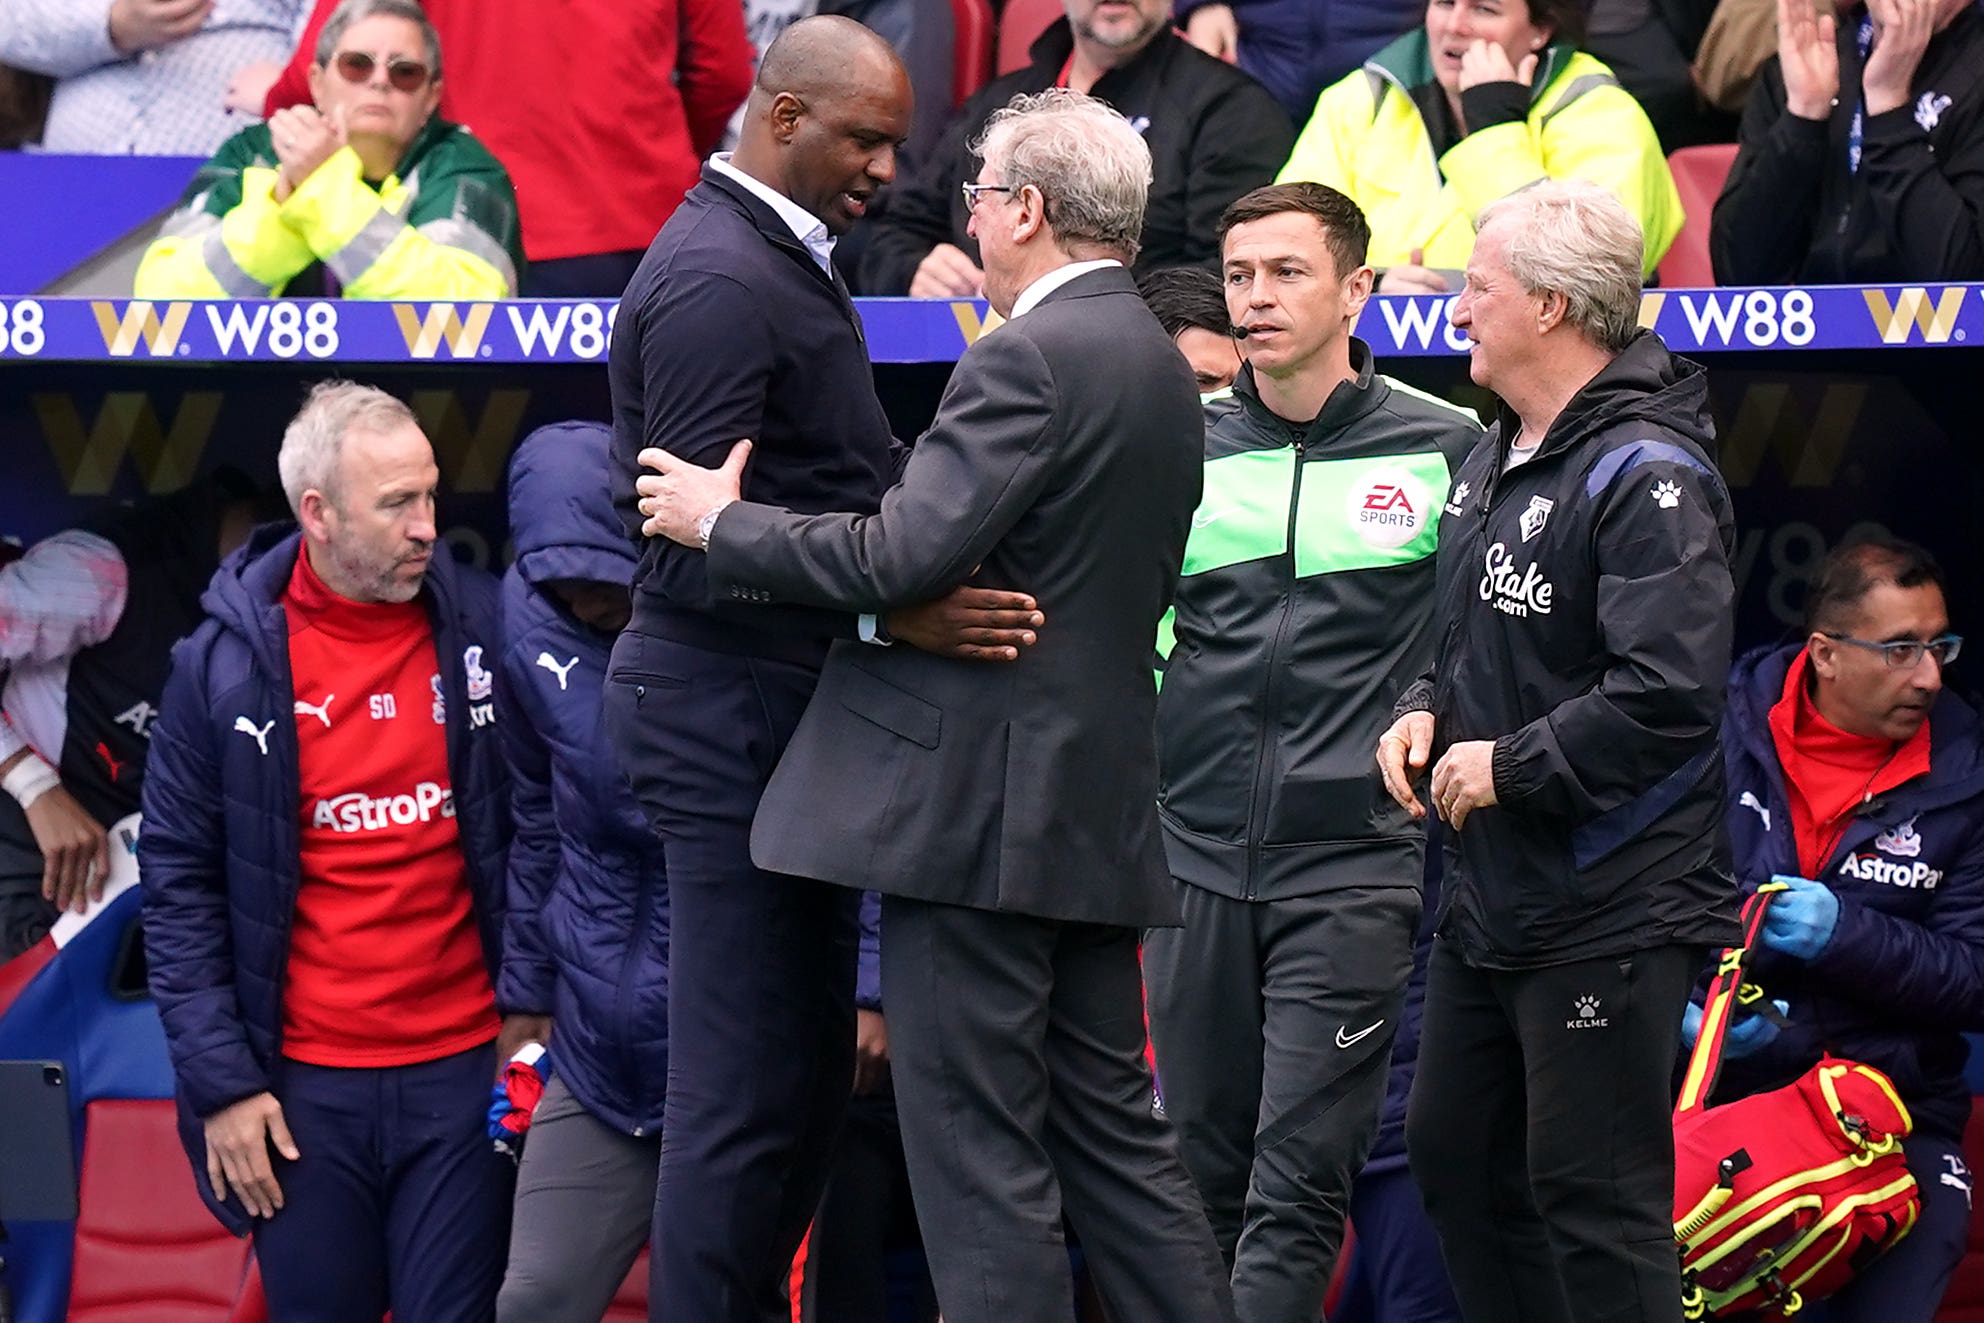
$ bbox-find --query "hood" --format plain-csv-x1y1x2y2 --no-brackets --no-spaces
201,522,306,678
1364,28,1577,109
1728,642,1984,811
1503,330,1715,466
504,421,638,589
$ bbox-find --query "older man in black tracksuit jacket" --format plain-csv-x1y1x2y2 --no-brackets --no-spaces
1379,180,1738,1323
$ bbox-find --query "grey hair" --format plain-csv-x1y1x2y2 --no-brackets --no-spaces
315,0,443,81
970,90,1152,261
278,380,419,515
1476,180,1645,353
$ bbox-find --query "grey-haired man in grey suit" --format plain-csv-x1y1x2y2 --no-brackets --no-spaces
635,87,1235,1323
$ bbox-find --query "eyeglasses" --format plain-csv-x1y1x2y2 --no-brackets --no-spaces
332,51,432,93
960,181,1015,208
1822,632,1964,669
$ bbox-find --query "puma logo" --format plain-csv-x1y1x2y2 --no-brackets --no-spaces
535,653,579,692
233,716,274,756
96,742,126,782
293,694,335,728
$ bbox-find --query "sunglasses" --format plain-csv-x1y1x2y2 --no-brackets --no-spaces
332,51,432,93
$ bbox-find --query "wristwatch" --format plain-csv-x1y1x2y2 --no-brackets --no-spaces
695,500,733,550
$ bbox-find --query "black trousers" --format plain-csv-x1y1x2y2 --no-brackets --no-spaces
798,1089,936,1323
605,633,859,1323
1142,883,1419,1323
1406,938,1702,1323
880,896,1237,1323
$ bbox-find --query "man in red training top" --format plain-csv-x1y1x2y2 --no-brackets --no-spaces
142,381,529,1323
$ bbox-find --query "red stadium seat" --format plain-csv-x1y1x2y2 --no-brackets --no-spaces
602,1247,651,1321
66,1099,254,1323
996,0,1063,74
1933,1097,1984,1321
951,0,997,107
1658,144,1738,289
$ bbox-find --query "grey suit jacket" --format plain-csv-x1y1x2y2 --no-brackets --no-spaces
705,266,1204,926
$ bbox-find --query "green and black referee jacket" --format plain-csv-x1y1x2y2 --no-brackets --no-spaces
1155,340,1482,902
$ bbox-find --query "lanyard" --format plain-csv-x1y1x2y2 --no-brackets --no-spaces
1848,12,1875,175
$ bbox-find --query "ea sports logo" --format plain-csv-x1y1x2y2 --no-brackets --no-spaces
1346,468,1431,550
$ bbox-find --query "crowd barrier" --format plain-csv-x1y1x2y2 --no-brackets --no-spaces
1,289,1979,654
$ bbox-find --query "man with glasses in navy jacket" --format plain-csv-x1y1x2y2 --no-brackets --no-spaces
1706,533,1984,1323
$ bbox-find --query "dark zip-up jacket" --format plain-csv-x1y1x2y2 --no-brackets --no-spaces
1157,346,1481,900
1711,3,1984,283
611,166,895,665
140,526,510,1235
855,19,1292,294
1712,643,1984,1142
498,423,670,1138
1401,331,1740,967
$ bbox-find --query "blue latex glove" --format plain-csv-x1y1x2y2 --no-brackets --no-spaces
1759,874,1840,960
1681,999,1788,1058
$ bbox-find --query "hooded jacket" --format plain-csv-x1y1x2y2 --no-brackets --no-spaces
855,19,1293,293
1278,30,1683,278
1713,643,1984,1142
1402,331,1740,968
140,527,509,1234
498,422,671,1137
1711,3,1984,284
1156,345,1481,900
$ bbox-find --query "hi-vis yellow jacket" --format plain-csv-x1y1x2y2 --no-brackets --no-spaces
1277,32,1683,278
135,117,524,300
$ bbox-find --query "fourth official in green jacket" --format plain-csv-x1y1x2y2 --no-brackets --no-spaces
1144,182,1481,1323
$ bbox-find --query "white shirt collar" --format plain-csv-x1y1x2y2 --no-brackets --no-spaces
708,153,836,275
1010,259,1122,319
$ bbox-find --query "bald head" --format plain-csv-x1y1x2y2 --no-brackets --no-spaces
732,15,913,235
755,14,903,101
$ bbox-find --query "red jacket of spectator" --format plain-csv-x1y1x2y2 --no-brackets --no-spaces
269,0,754,263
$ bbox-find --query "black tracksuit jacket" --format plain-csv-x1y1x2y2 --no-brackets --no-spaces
1400,332,1742,968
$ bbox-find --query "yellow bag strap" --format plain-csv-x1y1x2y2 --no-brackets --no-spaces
1676,881,1788,1116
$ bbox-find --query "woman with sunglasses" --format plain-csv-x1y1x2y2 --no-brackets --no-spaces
136,0,524,300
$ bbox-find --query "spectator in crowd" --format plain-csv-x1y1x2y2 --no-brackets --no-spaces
1143,182,1480,1323
0,474,262,962
139,382,526,1323
1139,265,1247,396
1377,180,1738,1323
1710,0,1983,283
136,0,524,301
1707,535,1980,1323
1581,0,1727,150
634,86,1235,1323
791,891,939,1323
256,0,753,297
1177,0,1421,123
856,0,1293,296
491,422,668,1323
1277,0,1683,292
0,0,303,154
1689,0,1823,117
604,20,1037,1321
